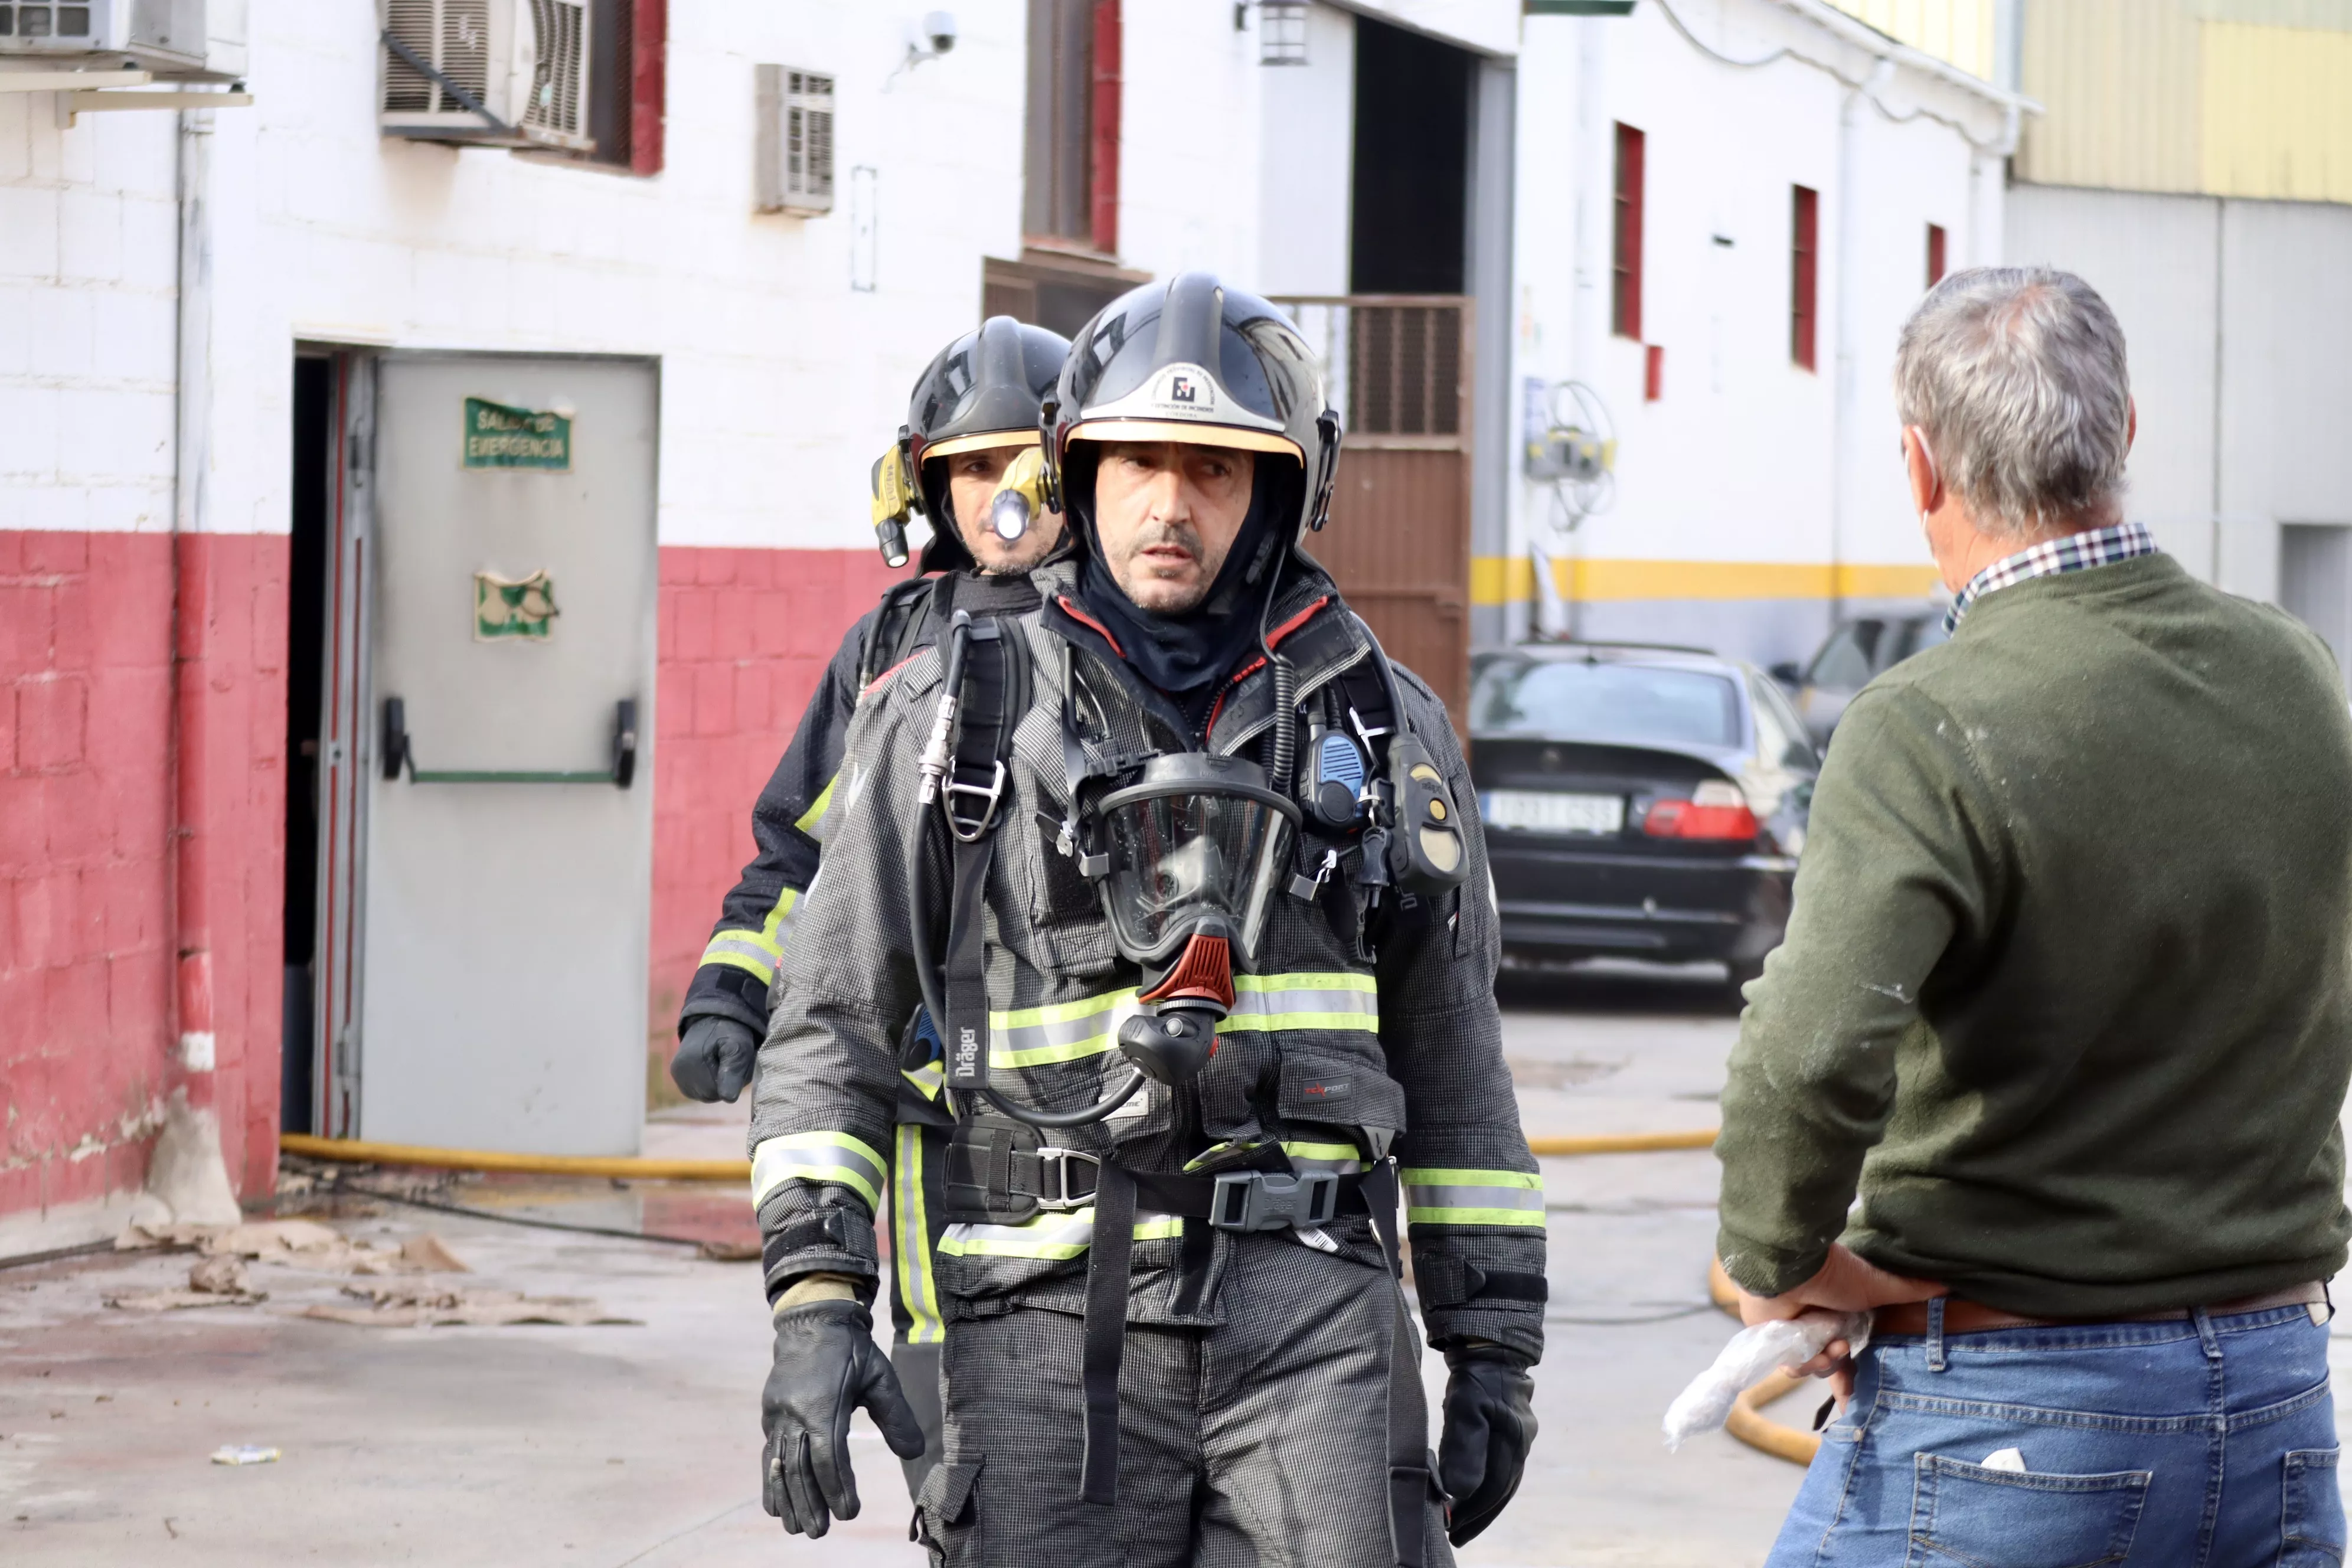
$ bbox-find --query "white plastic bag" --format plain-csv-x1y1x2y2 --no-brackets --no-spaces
1661,1310,1870,1451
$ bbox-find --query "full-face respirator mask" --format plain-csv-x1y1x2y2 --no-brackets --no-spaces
1079,753,1299,1088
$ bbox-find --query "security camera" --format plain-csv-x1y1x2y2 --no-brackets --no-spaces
923,11,957,54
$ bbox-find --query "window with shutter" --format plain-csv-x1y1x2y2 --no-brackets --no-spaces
1612,123,1645,341
1791,185,1818,371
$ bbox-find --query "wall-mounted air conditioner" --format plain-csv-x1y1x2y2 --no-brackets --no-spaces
380,0,591,153
755,65,835,215
0,0,210,73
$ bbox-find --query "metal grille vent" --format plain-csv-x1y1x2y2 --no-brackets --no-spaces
521,0,586,139
788,69,835,209
381,0,491,116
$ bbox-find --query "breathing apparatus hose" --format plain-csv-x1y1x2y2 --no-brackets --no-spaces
907,616,1148,1131
1256,584,1298,799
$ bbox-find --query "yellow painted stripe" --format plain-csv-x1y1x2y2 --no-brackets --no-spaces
1469,556,1942,606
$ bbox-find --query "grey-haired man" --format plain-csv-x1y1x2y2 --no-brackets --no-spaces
1717,266,2352,1564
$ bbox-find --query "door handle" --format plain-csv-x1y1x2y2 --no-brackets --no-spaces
380,696,639,788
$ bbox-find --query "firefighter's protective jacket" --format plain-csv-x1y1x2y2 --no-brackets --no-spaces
747,559,1544,1361
680,573,1043,1039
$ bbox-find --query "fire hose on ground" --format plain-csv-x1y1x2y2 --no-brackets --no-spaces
280,1126,1818,1465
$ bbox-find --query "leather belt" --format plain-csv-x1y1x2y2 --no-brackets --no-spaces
1875,1281,2328,1337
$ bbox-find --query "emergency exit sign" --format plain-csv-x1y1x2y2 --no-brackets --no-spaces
463,397,573,471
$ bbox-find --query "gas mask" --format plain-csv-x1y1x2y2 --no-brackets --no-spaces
1083,754,1299,1087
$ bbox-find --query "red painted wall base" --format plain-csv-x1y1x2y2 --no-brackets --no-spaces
0,530,286,1228
649,545,907,1061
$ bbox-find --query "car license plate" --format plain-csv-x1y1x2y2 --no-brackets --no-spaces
1484,790,1625,836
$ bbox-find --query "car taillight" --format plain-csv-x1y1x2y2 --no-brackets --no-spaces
1643,780,1759,841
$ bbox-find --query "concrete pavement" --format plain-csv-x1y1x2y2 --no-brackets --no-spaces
8,963,2338,1565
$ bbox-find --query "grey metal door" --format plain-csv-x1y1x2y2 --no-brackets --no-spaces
359,354,658,1155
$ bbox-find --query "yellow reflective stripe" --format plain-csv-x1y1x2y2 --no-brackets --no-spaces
1407,1206,1549,1227
1401,1167,1546,1227
1182,1139,1268,1174
1233,971,1377,995
937,1210,1184,1259
700,887,801,986
901,1059,945,1102
1400,1168,1542,1190
986,973,1379,1069
1280,1139,1366,1174
750,1131,887,1210
894,1125,944,1345
795,776,837,839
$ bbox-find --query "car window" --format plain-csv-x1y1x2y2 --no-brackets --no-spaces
1806,622,1883,690
1896,616,1950,662
1749,674,1818,770
1475,660,1743,749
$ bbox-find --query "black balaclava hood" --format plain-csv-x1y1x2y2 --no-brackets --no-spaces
1074,458,1295,700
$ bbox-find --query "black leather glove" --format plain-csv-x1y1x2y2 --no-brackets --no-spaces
1437,1340,1537,1547
671,1014,759,1103
761,1298,925,1537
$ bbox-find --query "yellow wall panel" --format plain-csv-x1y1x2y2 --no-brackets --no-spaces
1824,0,1998,79
2201,22,2352,201
2015,0,2203,194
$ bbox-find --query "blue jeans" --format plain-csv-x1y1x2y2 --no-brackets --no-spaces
1768,1299,2344,1568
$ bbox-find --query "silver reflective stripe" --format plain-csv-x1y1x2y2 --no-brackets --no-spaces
902,1059,945,1102
894,1125,945,1345
1401,1167,1546,1227
750,1131,888,1210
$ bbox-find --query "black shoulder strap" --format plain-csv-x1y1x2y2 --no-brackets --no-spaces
857,575,949,690
939,615,1030,1098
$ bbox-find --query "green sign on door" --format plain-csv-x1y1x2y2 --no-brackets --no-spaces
463,397,573,471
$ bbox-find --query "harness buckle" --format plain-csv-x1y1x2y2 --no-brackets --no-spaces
945,760,1008,842
1030,1146,1102,1211
1209,1170,1340,1232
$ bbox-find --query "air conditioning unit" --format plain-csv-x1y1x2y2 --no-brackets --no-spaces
380,0,591,153
755,65,835,215
0,0,209,72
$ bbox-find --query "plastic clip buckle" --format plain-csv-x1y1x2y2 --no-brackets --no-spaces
945,761,1008,843
1210,1170,1340,1232
1030,1146,1101,1212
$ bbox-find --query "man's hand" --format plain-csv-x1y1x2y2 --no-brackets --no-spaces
760,1298,926,1536
1727,1243,1945,1400
672,1015,760,1103
1436,1341,1537,1547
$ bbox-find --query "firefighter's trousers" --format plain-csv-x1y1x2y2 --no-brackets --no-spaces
911,1227,1453,1568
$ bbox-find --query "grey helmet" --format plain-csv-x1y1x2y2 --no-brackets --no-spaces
1042,272,1342,551
882,316,1069,571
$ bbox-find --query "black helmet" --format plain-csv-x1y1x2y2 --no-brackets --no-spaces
1043,272,1342,552
871,316,1070,571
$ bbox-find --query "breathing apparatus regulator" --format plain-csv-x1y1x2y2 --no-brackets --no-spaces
908,275,1471,1131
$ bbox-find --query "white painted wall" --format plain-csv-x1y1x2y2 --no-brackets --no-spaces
0,97,182,533
1501,0,2014,660
3,1,1341,553
1257,2,1356,297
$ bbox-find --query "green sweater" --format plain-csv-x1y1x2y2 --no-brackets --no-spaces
1717,553,2352,1315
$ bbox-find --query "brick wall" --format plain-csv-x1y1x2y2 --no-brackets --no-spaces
648,545,907,1059
0,530,286,1229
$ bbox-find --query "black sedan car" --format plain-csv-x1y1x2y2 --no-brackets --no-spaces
1469,642,1818,985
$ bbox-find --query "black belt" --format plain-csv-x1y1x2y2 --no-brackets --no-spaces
1076,1159,1433,1568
